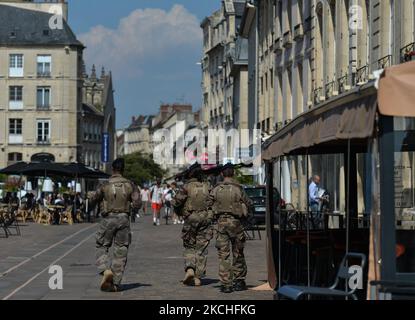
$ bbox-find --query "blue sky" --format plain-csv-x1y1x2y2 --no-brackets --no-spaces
68,0,220,129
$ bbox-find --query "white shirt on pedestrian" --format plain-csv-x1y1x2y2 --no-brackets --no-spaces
151,185,163,204
141,189,150,202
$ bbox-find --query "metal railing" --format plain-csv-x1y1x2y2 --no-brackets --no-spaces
337,74,350,93
377,54,392,69
313,87,324,104
355,65,369,85
325,80,337,99
400,42,415,63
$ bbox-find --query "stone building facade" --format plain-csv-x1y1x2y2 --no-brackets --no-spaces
0,0,116,172
0,1,84,168
251,0,415,211
200,0,246,130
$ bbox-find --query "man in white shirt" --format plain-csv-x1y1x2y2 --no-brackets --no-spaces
309,175,323,228
163,184,173,224
150,179,163,226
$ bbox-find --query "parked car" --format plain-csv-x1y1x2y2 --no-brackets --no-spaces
244,186,285,225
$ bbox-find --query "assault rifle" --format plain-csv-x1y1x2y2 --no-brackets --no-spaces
166,162,254,183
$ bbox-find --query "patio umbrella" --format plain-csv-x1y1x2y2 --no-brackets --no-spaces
18,162,70,178
0,162,29,175
61,163,110,179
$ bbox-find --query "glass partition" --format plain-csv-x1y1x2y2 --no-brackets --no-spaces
394,117,415,275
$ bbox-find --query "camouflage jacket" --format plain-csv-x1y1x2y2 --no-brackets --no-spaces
173,178,212,219
89,174,142,215
208,177,253,219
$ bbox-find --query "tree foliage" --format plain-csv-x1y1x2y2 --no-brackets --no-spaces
234,168,255,186
123,152,166,187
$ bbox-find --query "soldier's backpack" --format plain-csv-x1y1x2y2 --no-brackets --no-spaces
105,180,132,213
184,182,210,212
213,183,248,218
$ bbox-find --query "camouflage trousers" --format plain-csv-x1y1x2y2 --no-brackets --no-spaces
215,215,247,287
96,213,131,286
182,211,214,278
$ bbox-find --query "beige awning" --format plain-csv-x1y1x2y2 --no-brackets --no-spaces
378,60,415,117
263,86,378,161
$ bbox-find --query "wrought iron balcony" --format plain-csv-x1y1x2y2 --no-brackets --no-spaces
400,42,415,63
377,55,392,69
325,80,338,99
313,87,325,104
355,65,369,85
337,74,351,93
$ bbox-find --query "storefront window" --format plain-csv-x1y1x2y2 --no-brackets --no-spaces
394,117,415,274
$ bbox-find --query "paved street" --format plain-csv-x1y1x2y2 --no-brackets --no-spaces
0,214,273,300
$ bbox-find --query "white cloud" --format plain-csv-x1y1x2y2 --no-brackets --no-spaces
79,4,202,77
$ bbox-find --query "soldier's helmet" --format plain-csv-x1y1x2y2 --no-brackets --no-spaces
186,163,203,180
221,163,235,177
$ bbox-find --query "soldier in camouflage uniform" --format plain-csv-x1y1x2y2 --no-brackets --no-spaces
89,158,142,292
208,164,253,293
173,164,214,287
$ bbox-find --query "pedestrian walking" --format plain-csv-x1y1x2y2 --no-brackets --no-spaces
89,158,142,292
140,186,150,216
150,179,163,226
208,164,253,293
163,184,173,225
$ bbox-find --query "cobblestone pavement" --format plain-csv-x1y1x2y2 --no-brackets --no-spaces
0,214,273,300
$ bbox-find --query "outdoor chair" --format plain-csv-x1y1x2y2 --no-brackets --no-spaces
1,208,21,236
33,205,42,222
60,206,74,225
76,209,84,223
0,210,9,238
242,215,262,240
277,252,366,300
37,206,51,225
24,208,36,223
16,207,30,223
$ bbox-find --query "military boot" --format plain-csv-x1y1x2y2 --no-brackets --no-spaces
233,280,247,292
100,269,114,292
220,285,233,294
183,268,195,286
194,278,202,287
107,284,121,292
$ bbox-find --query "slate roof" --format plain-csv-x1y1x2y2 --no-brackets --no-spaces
0,4,83,47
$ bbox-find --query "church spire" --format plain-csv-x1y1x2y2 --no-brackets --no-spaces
101,66,106,79
91,64,97,80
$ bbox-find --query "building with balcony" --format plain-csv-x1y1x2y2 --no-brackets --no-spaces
0,0,84,168
0,0,116,172
238,0,415,206
200,0,246,131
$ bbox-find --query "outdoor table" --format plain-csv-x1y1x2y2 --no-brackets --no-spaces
47,205,65,225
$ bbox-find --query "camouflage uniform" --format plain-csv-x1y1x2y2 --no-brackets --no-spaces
209,177,252,288
90,174,141,286
175,178,213,279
